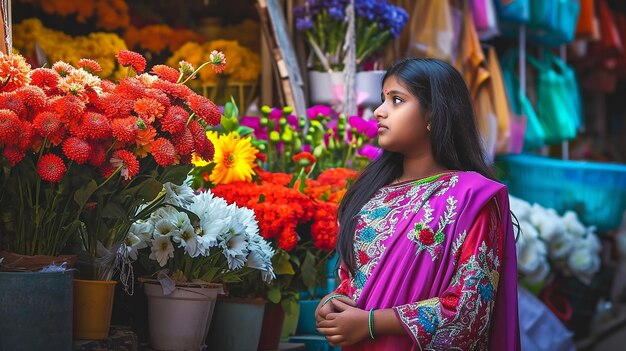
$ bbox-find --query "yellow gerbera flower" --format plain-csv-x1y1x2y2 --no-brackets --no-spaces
207,131,258,185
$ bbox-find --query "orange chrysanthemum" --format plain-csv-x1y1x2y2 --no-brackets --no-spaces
37,153,67,183
116,50,146,74
77,59,102,74
0,54,31,92
112,116,138,142
134,98,164,123
52,61,74,77
134,125,156,158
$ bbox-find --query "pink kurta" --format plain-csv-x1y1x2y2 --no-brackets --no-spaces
334,172,520,350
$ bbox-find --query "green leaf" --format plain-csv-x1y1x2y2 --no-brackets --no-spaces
158,164,193,185
229,96,239,117
301,251,317,293
221,116,238,133
282,296,299,315
268,287,281,303
274,251,295,275
101,202,127,219
74,180,98,208
136,178,164,201
237,126,255,137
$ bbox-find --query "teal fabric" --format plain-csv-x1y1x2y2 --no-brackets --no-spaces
500,51,546,150
495,0,530,23
527,53,579,143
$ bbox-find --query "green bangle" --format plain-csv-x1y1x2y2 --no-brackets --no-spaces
368,308,376,340
322,294,349,307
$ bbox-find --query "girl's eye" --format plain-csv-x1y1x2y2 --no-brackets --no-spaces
393,96,403,104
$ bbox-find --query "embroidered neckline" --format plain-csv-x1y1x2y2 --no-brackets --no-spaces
385,171,458,189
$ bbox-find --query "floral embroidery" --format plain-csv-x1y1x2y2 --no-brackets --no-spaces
395,298,441,346
350,175,457,300
408,196,458,261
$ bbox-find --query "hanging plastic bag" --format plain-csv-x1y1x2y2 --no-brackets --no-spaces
528,0,581,47
500,50,546,150
494,0,530,23
471,0,500,40
575,0,596,39
485,46,513,154
406,0,454,61
526,54,578,144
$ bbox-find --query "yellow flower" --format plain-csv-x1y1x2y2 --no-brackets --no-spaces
208,131,258,185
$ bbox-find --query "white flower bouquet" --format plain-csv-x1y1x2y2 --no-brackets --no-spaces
511,196,602,286
131,181,275,286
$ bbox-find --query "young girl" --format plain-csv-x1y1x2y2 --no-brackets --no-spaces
315,58,520,350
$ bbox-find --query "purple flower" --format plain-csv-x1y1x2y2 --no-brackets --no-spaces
240,116,268,140
358,144,382,160
307,105,333,119
296,17,314,31
348,116,377,139
328,7,345,20
269,108,283,120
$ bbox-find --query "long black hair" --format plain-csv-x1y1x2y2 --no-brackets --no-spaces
337,58,496,275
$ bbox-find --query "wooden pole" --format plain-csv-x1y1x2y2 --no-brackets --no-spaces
0,0,11,55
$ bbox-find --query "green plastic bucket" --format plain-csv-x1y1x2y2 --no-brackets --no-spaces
0,270,73,351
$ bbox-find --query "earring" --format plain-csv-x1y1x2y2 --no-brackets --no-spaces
426,123,431,132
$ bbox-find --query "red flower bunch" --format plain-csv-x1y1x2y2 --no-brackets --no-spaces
0,51,221,261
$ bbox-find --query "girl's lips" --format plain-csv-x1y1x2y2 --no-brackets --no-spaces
377,126,388,133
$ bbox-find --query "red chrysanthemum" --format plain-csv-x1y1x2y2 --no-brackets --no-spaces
292,151,316,166
199,139,215,161
161,106,188,134
151,137,178,166
209,50,227,74
16,120,34,150
96,93,133,118
100,80,117,93
37,153,67,183
0,93,26,119
3,145,26,166
77,59,102,74
88,142,106,167
186,94,221,126
62,137,91,164
151,65,180,83
143,88,171,109
134,98,164,123
115,50,146,74
81,112,112,140
111,116,138,142
278,227,298,251
0,109,21,145
33,112,65,145
0,54,31,92
151,79,193,100
29,68,59,90
51,62,74,77
115,77,146,99
111,149,140,180
99,163,117,178
15,86,46,119
52,95,85,122
173,127,194,155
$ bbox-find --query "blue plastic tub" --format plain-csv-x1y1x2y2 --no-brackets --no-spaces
497,154,626,232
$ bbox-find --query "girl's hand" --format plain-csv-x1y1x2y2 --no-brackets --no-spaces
316,299,370,347
315,293,357,325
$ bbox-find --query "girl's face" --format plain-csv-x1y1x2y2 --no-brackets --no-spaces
374,75,430,156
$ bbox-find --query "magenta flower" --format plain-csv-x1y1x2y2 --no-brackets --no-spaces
307,105,333,119
348,116,378,139
358,144,382,160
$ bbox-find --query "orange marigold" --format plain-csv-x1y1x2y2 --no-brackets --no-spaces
0,54,31,92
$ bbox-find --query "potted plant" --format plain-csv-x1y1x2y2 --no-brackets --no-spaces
136,180,275,351
293,0,409,105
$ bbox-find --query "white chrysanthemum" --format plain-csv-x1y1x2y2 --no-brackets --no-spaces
123,233,147,261
164,182,195,207
129,220,154,242
189,190,231,251
562,211,586,238
172,221,199,257
149,234,175,267
517,234,548,276
509,196,532,222
155,218,180,237
247,234,275,282
568,248,601,283
220,220,250,270
548,231,574,260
